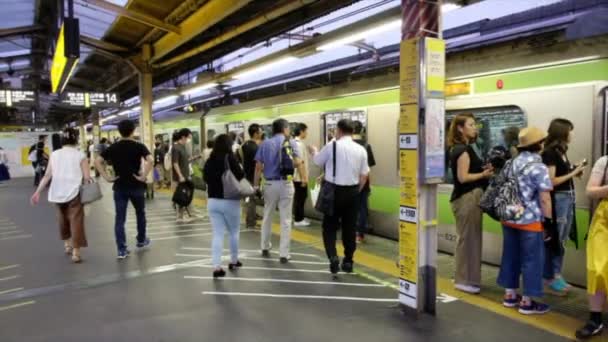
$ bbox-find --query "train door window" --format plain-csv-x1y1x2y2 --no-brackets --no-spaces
260,124,272,140
323,110,367,145
227,122,245,145
206,129,217,142
445,106,526,184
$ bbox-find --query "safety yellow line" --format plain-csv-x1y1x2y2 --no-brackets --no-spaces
176,191,582,340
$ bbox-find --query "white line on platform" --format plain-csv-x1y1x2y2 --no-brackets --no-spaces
0,287,23,295
0,234,32,241
127,223,212,231
0,265,19,272
0,275,19,282
180,247,319,259
146,228,212,236
152,232,214,241
0,230,22,236
202,291,399,302
0,226,18,231
0,300,35,312
192,264,330,274
177,253,326,265
186,276,385,287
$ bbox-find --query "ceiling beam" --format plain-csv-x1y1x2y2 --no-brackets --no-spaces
80,0,181,34
80,35,130,52
151,0,253,63
69,77,100,89
0,25,45,38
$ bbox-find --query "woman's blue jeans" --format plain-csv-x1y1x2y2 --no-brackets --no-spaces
497,225,545,297
208,198,241,268
543,191,575,280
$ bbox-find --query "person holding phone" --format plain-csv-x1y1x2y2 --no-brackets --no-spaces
541,119,586,295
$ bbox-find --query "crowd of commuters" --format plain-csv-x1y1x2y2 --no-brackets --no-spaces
26,113,608,338
445,114,608,338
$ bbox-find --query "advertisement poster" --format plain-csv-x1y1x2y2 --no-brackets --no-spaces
0,132,51,178
424,98,445,180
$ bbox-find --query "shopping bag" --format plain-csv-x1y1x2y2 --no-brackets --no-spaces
310,183,321,208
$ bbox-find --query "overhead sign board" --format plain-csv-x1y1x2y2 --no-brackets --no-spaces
0,90,36,107
51,18,80,94
61,92,119,109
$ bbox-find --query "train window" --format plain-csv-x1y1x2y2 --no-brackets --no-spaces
323,110,367,145
206,129,216,142
444,106,526,184
227,122,245,144
191,131,200,146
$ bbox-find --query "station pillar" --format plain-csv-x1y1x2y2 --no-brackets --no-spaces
139,44,154,153
398,0,445,316
78,113,87,152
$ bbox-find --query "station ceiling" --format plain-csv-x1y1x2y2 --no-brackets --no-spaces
0,0,362,125
0,0,478,127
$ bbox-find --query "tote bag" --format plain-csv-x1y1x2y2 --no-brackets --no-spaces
80,180,102,204
222,156,254,199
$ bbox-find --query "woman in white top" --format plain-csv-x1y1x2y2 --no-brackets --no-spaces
31,128,91,263
0,147,10,182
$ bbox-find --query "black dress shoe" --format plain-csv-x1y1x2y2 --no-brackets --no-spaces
213,268,226,278
341,261,354,273
261,250,270,257
229,261,243,270
329,257,340,274
280,257,290,264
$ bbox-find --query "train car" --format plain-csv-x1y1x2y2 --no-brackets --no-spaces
143,17,608,286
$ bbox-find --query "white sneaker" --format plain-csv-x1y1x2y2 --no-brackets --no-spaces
454,283,481,294
303,219,312,225
294,220,311,227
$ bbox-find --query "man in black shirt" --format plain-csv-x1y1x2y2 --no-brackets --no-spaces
95,120,154,259
239,123,262,229
353,121,376,243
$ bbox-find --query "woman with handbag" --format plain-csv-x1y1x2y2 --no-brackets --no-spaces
203,134,246,278
447,113,493,294
575,156,608,339
31,128,90,263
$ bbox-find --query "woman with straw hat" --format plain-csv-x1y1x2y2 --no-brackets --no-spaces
497,126,555,315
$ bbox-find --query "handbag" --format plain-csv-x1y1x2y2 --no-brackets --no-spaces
222,156,254,199
80,179,102,204
315,141,337,216
173,181,194,208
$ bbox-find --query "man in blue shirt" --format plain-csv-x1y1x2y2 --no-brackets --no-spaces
253,118,303,263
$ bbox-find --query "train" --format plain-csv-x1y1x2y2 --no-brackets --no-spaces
101,31,608,287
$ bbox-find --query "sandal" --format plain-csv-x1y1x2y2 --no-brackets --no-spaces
71,250,82,263
64,245,73,255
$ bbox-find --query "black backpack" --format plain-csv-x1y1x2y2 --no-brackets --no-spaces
479,159,535,221
279,139,295,177
172,181,194,208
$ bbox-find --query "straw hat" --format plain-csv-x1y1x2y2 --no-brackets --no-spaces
517,126,547,148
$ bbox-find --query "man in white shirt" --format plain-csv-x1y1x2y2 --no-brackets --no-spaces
312,118,369,274
293,123,310,227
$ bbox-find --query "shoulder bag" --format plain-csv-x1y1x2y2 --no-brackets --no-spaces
315,141,337,217
222,156,254,199
80,179,102,204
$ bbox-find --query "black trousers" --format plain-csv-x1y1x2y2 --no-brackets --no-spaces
322,185,360,262
293,181,308,222
32,162,40,186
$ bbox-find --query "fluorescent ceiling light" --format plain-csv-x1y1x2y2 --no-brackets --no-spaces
103,114,117,121
153,95,178,106
317,19,401,51
233,56,298,79
441,3,461,13
117,110,130,116
131,106,141,112
181,82,217,96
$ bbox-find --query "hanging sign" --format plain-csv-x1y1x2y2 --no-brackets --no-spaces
61,92,119,108
0,90,36,107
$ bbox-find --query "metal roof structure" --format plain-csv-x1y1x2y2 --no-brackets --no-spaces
0,0,368,126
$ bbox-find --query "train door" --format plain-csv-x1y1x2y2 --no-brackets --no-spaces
322,110,367,146
227,122,245,145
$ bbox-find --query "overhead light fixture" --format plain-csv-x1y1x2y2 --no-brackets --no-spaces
117,110,129,116
131,106,141,112
441,3,461,13
102,114,117,122
153,95,178,106
181,82,217,96
317,19,401,51
233,56,298,79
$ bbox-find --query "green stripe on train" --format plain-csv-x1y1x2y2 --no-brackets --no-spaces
369,185,590,246
205,59,608,123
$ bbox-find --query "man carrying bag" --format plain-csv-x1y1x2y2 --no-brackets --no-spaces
312,118,369,275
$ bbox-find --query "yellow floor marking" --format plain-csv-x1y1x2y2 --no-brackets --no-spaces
179,192,581,340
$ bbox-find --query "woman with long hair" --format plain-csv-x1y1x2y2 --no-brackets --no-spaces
542,118,586,295
576,155,608,338
203,134,245,277
31,128,90,263
447,113,494,294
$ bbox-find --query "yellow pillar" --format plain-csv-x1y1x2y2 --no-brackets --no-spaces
139,44,154,153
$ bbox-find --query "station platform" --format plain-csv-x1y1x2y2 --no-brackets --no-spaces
0,178,583,341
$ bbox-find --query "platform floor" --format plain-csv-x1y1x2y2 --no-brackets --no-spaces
0,178,579,341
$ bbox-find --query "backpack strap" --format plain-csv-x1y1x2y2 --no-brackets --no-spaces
332,141,337,179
